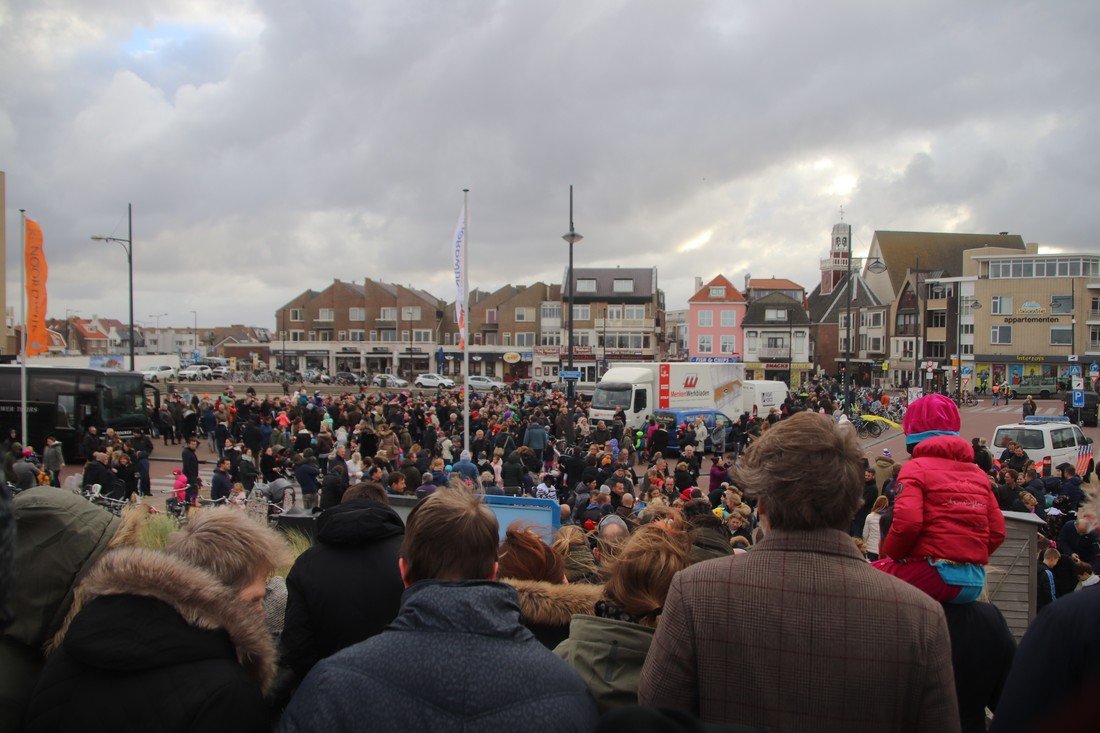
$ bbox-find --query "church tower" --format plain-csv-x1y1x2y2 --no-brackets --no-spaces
820,219,851,296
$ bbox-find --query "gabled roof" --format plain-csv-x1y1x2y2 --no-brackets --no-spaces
688,274,746,304
567,267,656,298
72,319,108,340
742,292,810,326
806,273,884,325
872,231,1026,297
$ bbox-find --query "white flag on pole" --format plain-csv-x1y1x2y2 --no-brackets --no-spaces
452,204,467,349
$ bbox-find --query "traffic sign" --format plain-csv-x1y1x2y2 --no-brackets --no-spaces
1072,375,1084,391
1068,365,1082,376
1072,390,1085,408
1091,362,1099,375
1068,355,1079,362
559,370,581,380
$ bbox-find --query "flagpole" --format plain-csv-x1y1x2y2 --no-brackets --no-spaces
19,210,28,446
462,189,470,454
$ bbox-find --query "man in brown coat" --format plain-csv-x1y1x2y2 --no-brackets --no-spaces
638,412,959,733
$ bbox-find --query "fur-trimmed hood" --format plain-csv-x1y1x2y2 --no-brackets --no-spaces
57,546,277,693
502,578,604,627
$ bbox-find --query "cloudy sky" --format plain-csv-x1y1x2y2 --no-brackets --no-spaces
2,0,1097,331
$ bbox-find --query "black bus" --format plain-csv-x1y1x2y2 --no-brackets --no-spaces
0,365,157,461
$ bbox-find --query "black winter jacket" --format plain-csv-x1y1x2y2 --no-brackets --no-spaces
25,547,275,733
282,500,405,679
277,581,598,732
501,454,526,489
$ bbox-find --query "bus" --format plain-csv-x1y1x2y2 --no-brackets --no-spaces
0,365,157,461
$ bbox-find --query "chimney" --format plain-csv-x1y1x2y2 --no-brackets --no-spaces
694,276,702,293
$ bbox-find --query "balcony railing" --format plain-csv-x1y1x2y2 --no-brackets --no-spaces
594,317,656,330
1089,309,1100,320
757,346,791,359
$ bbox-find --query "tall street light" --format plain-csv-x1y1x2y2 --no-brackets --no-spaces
956,294,981,400
190,310,198,360
91,203,134,371
562,185,583,446
843,236,886,415
149,312,166,354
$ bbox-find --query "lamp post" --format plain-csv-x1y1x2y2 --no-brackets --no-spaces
190,310,197,360
562,185,583,446
842,243,887,416
149,313,166,354
91,203,134,371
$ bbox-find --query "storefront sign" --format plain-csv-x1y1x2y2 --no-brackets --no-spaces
503,352,521,364
534,347,559,357
1018,301,1045,314
688,356,741,363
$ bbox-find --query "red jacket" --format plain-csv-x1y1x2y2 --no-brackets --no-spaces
881,435,1006,565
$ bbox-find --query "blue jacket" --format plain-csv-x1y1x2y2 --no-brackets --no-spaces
294,463,322,495
1058,476,1085,510
277,580,598,733
523,424,549,452
452,458,479,483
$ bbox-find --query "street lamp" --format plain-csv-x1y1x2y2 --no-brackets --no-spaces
91,203,134,371
190,310,197,360
562,185,583,446
956,295,981,400
149,313,166,355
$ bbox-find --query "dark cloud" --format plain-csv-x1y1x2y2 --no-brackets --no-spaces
1,0,1098,329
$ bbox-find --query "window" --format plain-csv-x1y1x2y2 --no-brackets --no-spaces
413,329,432,343
570,332,590,347
503,333,512,346
401,330,410,342
697,335,713,353
960,323,975,335
991,326,1012,344
1050,327,1073,345
697,310,713,327
708,286,726,298
576,279,597,293
348,307,366,321
765,308,788,321
316,308,334,322
572,304,591,321
613,279,634,293
485,308,498,324
624,305,646,320
307,331,317,341
379,307,397,321
349,330,365,341
720,310,736,328
746,332,758,351
1050,295,1074,315
514,307,534,322
1051,428,1076,450
870,337,883,353
289,330,304,341
766,336,786,349
928,310,947,328
444,333,452,345
870,312,883,328
720,335,736,353
541,302,561,320
369,330,378,340
337,330,346,341
962,343,974,355
926,342,946,358
1091,325,1100,348
401,306,421,321
991,296,1012,315
606,305,623,320
515,332,535,347
540,332,561,346
380,330,396,342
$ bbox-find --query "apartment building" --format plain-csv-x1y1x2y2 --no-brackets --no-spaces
458,283,561,381
559,267,664,384
741,292,812,385
687,274,746,362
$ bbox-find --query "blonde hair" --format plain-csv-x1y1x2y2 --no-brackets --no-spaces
167,508,291,591
871,495,889,514
602,524,694,627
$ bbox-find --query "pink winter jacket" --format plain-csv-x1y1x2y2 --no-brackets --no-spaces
880,435,1006,565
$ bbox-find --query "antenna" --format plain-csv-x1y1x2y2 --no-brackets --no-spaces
838,204,845,222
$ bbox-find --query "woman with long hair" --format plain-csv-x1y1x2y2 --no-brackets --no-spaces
863,495,889,561
555,522,694,712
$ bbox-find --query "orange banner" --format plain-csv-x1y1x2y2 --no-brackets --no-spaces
24,218,49,356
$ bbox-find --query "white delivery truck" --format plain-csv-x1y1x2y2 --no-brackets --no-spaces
589,362,744,432
740,380,789,417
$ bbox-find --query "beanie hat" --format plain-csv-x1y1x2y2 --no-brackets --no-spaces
902,394,960,448
882,448,892,458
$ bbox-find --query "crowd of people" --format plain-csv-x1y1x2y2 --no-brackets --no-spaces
1,379,1098,732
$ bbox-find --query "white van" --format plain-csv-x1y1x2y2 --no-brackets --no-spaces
991,416,1093,479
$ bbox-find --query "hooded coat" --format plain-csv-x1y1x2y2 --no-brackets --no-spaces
25,547,275,733
881,435,1006,565
0,488,120,731
277,581,599,733
282,499,405,679
554,614,655,713
503,578,604,649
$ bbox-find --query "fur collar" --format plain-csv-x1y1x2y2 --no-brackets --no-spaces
503,578,604,627
59,547,277,693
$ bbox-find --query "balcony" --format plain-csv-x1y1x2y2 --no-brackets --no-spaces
1089,340,1100,353
594,317,656,330
820,257,850,269
757,346,792,359
1088,309,1100,322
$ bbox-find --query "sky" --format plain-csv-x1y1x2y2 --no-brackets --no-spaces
1,0,1098,331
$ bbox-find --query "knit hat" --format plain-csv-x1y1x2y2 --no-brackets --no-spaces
598,485,612,495
902,394,960,450
882,448,892,458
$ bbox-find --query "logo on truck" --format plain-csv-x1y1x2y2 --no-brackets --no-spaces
683,374,699,388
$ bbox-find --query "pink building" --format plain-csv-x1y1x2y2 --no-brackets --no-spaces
687,275,746,361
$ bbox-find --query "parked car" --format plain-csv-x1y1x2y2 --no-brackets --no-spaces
467,375,505,390
210,366,232,380
371,374,409,389
1065,390,1099,428
992,416,1094,479
177,365,212,381
414,373,455,389
1011,375,1064,399
333,371,365,386
302,368,332,384
141,365,176,382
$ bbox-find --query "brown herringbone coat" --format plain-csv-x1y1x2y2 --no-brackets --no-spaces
639,528,960,733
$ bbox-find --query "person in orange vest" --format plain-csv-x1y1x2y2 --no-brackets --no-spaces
992,382,1001,406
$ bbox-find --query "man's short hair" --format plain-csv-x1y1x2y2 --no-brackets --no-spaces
401,489,498,583
730,412,862,531
343,481,388,504
167,508,291,591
